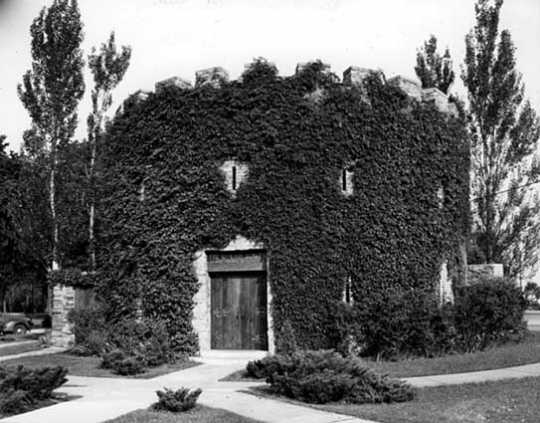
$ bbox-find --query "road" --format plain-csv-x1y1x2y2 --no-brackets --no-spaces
525,310,540,332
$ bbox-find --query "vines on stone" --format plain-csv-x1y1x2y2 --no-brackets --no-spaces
96,59,469,353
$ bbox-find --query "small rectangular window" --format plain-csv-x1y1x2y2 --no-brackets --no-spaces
343,276,354,304
341,167,354,196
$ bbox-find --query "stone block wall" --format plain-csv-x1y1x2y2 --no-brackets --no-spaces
51,285,97,348
467,263,504,285
192,251,211,352
51,284,76,347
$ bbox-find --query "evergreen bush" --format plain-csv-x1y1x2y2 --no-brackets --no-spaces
151,387,202,412
246,350,413,404
454,278,527,351
0,365,67,415
0,389,31,415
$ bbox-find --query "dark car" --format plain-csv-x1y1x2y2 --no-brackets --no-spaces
0,313,34,335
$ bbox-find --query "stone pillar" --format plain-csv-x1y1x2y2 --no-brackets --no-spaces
192,251,211,353
439,260,454,304
51,284,76,347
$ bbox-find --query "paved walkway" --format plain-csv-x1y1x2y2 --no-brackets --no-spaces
2,349,540,423
0,346,66,362
405,362,540,387
0,357,377,423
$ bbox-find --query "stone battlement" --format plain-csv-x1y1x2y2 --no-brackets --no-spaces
134,61,459,117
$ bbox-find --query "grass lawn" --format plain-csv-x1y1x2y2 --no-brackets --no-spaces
311,377,540,423
246,377,540,423
0,353,199,379
105,406,261,423
367,331,540,377
0,341,42,357
223,332,540,381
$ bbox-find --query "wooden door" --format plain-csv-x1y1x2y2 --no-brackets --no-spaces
211,273,267,350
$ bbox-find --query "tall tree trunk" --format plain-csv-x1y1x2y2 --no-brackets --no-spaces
49,150,59,271
88,112,99,273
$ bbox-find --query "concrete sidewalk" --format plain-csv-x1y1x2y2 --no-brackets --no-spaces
0,358,378,423
0,346,66,362
3,353,540,423
405,361,540,387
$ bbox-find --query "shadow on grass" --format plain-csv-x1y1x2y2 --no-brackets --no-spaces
1,353,201,379
0,393,82,419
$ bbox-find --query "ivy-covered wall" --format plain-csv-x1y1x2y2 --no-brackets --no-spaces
96,60,470,354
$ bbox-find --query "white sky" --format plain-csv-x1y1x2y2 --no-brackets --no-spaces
1,0,540,282
1,0,539,151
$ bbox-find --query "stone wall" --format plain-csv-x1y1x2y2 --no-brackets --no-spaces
51,284,75,347
467,263,504,285
51,285,97,348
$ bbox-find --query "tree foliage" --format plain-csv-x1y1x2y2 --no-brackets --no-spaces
86,32,131,270
0,137,48,310
462,0,540,280
415,35,455,94
17,0,85,270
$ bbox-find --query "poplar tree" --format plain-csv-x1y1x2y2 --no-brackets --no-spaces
86,32,131,270
415,35,455,94
463,0,540,281
17,0,85,271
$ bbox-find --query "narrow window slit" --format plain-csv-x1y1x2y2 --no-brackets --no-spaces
343,276,353,304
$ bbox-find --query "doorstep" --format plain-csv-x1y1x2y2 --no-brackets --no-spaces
195,349,268,364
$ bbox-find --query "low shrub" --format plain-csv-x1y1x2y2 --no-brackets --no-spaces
246,353,293,379
67,306,106,355
0,389,31,415
454,278,527,351
100,349,126,369
332,277,527,359
100,349,146,375
336,289,456,360
68,344,93,356
524,282,540,310
0,365,68,415
246,350,414,404
151,387,202,412
111,356,146,376
106,318,173,367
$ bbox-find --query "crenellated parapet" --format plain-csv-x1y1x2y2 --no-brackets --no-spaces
343,66,385,87
195,66,229,88
155,76,192,93
387,75,423,102
122,62,459,118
